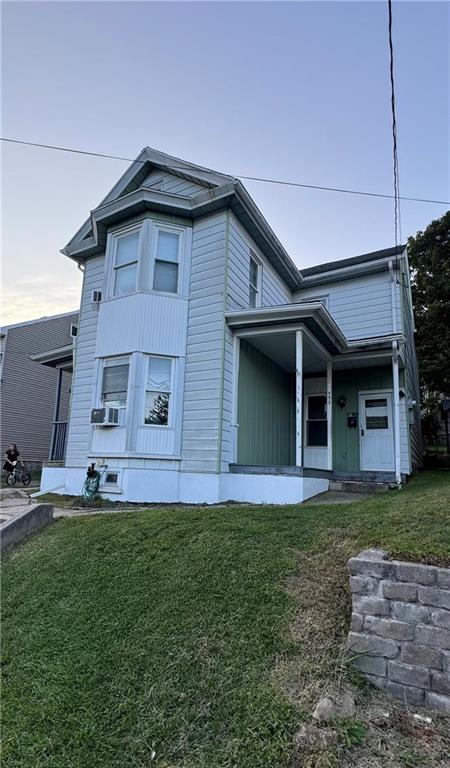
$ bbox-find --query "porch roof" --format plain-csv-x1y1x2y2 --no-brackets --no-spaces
225,302,405,366
226,302,346,354
30,343,74,372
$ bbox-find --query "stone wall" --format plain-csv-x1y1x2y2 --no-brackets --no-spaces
347,549,450,713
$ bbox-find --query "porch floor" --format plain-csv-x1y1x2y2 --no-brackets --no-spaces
229,464,398,484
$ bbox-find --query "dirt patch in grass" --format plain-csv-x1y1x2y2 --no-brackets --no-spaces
274,543,450,768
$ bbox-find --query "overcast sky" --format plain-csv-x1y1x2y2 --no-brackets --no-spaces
2,0,449,324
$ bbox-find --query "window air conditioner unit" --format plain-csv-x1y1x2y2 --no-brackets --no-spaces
90,407,119,426
91,290,102,304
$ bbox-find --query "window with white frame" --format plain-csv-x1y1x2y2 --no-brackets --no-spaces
104,471,119,485
249,253,261,308
101,360,130,407
153,230,180,293
306,394,328,446
112,230,140,296
144,356,173,426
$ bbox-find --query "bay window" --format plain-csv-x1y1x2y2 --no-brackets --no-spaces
145,356,172,426
107,221,185,299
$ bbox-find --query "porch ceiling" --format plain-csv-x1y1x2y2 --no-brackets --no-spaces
227,305,405,372
30,344,74,372
244,334,399,374
246,332,325,373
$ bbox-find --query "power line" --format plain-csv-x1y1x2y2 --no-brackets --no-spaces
2,135,449,206
387,0,402,280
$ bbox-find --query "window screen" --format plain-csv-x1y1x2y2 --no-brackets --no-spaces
101,363,129,407
153,231,179,293
113,232,139,296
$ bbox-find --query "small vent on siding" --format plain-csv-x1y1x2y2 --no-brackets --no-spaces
145,176,166,192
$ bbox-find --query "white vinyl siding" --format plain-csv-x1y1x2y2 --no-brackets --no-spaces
65,256,104,466
141,169,208,197
227,213,291,312
219,213,292,469
295,271,400,340
181,213,228,473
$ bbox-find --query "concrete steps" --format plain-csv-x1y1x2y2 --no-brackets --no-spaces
330,479,396,494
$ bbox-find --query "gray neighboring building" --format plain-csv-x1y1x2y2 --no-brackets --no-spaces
0,311,78,467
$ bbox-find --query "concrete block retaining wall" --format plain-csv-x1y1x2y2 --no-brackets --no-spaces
347,549,450,713
0,504,54,553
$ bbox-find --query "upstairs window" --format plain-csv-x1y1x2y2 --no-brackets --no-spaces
153,230,179,293
145,356,172,426
249,254,260,308
306,395,327,446
101,360,130,407
113,231,140,296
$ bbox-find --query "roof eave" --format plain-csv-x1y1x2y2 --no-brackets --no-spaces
225,302,347,353
62,181,304,289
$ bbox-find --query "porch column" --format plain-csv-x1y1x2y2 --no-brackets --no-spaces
231,334,240,462
327,360,333,470
295,330,303,466
49,368,63,461
392,341,402,484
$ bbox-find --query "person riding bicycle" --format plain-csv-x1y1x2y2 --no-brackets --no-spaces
3,443,23,473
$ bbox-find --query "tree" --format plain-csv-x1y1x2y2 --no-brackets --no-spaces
408,210,450,396
145,393,169,425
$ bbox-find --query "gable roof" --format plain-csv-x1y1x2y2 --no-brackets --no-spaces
0,310,78,336
301,245,406,279
63,147,303,290
65,146,235,250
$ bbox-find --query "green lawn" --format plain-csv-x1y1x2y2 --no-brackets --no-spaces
2,471,450,768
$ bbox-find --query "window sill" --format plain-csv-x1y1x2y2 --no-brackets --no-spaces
99,485,123,494
102,290,186,305
88,452,182,460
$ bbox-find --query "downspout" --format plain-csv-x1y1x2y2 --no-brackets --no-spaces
216,210,231,473
392,340,402,486
64,259,86,465
388,260,397,334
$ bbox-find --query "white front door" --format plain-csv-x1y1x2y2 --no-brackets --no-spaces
359,392,395,471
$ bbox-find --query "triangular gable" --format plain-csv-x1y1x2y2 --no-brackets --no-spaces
65,146,235,249
141,169,208,197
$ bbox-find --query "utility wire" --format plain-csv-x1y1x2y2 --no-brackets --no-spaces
2,136,449,207
387,0,402,280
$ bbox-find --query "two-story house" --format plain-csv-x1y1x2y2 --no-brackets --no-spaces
40,147,421,503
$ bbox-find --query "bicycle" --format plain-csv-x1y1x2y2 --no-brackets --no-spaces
5,462,31,487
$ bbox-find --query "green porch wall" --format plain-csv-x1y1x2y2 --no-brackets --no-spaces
237,340,295,465
332,366,401,472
